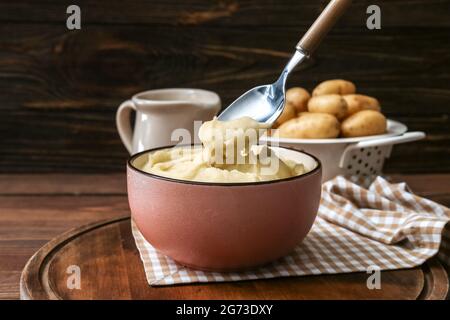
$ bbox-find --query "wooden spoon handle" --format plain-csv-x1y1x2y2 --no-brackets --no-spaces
296,0,352,55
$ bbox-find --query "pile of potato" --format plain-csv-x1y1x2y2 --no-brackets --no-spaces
275,79,387,139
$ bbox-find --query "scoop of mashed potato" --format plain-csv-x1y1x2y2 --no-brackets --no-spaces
141,117,307,183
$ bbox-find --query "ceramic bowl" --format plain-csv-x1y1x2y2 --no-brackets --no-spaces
127,146,322,271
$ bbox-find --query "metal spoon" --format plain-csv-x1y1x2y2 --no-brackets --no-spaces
218,0,352,124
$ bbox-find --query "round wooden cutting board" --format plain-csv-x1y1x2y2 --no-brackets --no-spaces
20,216,449,300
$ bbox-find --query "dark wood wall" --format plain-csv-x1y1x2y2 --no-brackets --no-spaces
1,0,449,173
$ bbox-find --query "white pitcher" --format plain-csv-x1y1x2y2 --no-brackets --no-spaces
116,88,221,154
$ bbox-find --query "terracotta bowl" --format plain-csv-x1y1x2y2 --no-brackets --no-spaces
127,146,322,272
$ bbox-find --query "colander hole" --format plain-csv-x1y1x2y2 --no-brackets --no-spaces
347,165,352,169
364,163,368,167
377,150,382,155
358,159,362,164
360,148,365,152
367,152,371,156
376,159,380,164
374,147,378,150
356,170,360,174
352,155,356,160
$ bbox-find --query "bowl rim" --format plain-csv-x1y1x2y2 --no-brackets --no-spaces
127,144,322,187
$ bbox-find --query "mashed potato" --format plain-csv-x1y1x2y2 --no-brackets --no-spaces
141,117,307,183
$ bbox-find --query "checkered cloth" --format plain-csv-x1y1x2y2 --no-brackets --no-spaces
132,176,450,286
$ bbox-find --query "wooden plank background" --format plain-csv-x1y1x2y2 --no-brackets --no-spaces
0,0,449,173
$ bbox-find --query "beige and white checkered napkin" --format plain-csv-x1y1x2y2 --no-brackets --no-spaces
132,176,450,286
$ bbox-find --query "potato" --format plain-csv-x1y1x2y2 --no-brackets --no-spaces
312,79,356,96
307,94,348,120
343,94,381,116
274,101,296,127
286,87,310,113
278,112,340,139
341,110,387,138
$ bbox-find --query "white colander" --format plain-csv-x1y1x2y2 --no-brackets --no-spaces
262,120,425,182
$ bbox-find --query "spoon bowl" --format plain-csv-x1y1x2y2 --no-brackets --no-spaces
217,84,284,123
218,51,306,124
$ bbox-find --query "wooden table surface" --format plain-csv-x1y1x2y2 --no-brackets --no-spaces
1,173,449,300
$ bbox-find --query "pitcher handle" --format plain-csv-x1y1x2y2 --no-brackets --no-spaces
116,100,136,154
